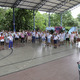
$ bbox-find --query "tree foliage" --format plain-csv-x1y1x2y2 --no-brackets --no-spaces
0,8,33,31
35,12,47,30
0,8,79,31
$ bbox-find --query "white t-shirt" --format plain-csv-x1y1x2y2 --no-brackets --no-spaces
40,32,43,37
60,34,64,39
36,33,39,38
37,32,40,35
18,32,21,36
47,33,49,37
70,34,75,40
54,35,58,40
42,34,45,39
15,34,19,38
47,34,52,39
57,34,60,40
32,32,35,37
8,36,13,41
66,34,69,38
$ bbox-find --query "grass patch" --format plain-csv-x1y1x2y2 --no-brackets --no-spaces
65,26,71,30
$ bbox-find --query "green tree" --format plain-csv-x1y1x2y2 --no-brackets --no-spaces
15,8,33,31
77,14,80,21
42,13,48,27
62,11,74,27
50,13,61,26
0,8,7,31
4,8,33,31
77,14,80,26
5,8,13,31
35,12,45,30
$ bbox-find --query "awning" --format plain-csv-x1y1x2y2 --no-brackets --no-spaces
0,0,80,13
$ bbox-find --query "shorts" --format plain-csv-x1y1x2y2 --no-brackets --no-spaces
57,40,60,43
42,38,45,41
47,38,51,43
54,40,57,44
28,36,32,40
70,39,74,43
15,38,18,40
36,38,39,39
60,38,64,42
19,36,21,39
1,42,4,45
66,38,69,41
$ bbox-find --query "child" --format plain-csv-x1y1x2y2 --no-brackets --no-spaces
47,33,52,46
42,32,46,47
53,33,58,48
21,32,25,43
0,33,4,49
0,33,4,45
70,32,75,46
8,34,13,49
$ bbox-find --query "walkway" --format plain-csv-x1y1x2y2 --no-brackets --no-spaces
0,43,79,80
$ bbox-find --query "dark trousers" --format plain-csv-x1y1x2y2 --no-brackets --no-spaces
9,41,13,48
1,42,4,45
21,38,24,43
32,36,35,43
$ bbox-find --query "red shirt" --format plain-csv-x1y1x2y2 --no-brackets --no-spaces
0,36,4,40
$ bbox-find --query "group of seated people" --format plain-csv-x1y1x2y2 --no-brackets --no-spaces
0,30,80,49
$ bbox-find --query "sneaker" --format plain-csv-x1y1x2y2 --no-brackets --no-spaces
11,47,13,49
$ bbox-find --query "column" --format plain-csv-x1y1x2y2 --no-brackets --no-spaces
48,12,50,27
33,10,35,31
13,7,15,32
61,13,62,27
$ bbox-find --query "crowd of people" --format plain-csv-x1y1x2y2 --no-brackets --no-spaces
0,30,80,50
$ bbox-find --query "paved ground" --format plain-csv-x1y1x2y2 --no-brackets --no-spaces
0,43,79,80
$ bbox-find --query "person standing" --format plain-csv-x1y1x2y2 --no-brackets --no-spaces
53,33,58,48
32,31,35,43
41,32,46,47
70,32,75,46
66,32,70,45
47,32,52,46
8,34,13,49
21,32,25,43
0,33,4,46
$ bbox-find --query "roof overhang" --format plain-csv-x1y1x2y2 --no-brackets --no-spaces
0,0,80,13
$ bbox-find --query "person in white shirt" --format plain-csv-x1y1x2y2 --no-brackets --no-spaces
53,33,58,48
5,34,9,44
15,33,19,41
21,32,25,43
35,31,39,43
60,32,64,45
41,32,46,47
70,32,75,46
57,33,61,46
47,33,52,46
66,32,70,45
8,34,13,49
32,31,35,43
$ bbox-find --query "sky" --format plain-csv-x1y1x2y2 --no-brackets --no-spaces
71,5,80,18
40,5,80,18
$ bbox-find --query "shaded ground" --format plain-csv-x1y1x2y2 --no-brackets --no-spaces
0,41,25,51
0,43,79,80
